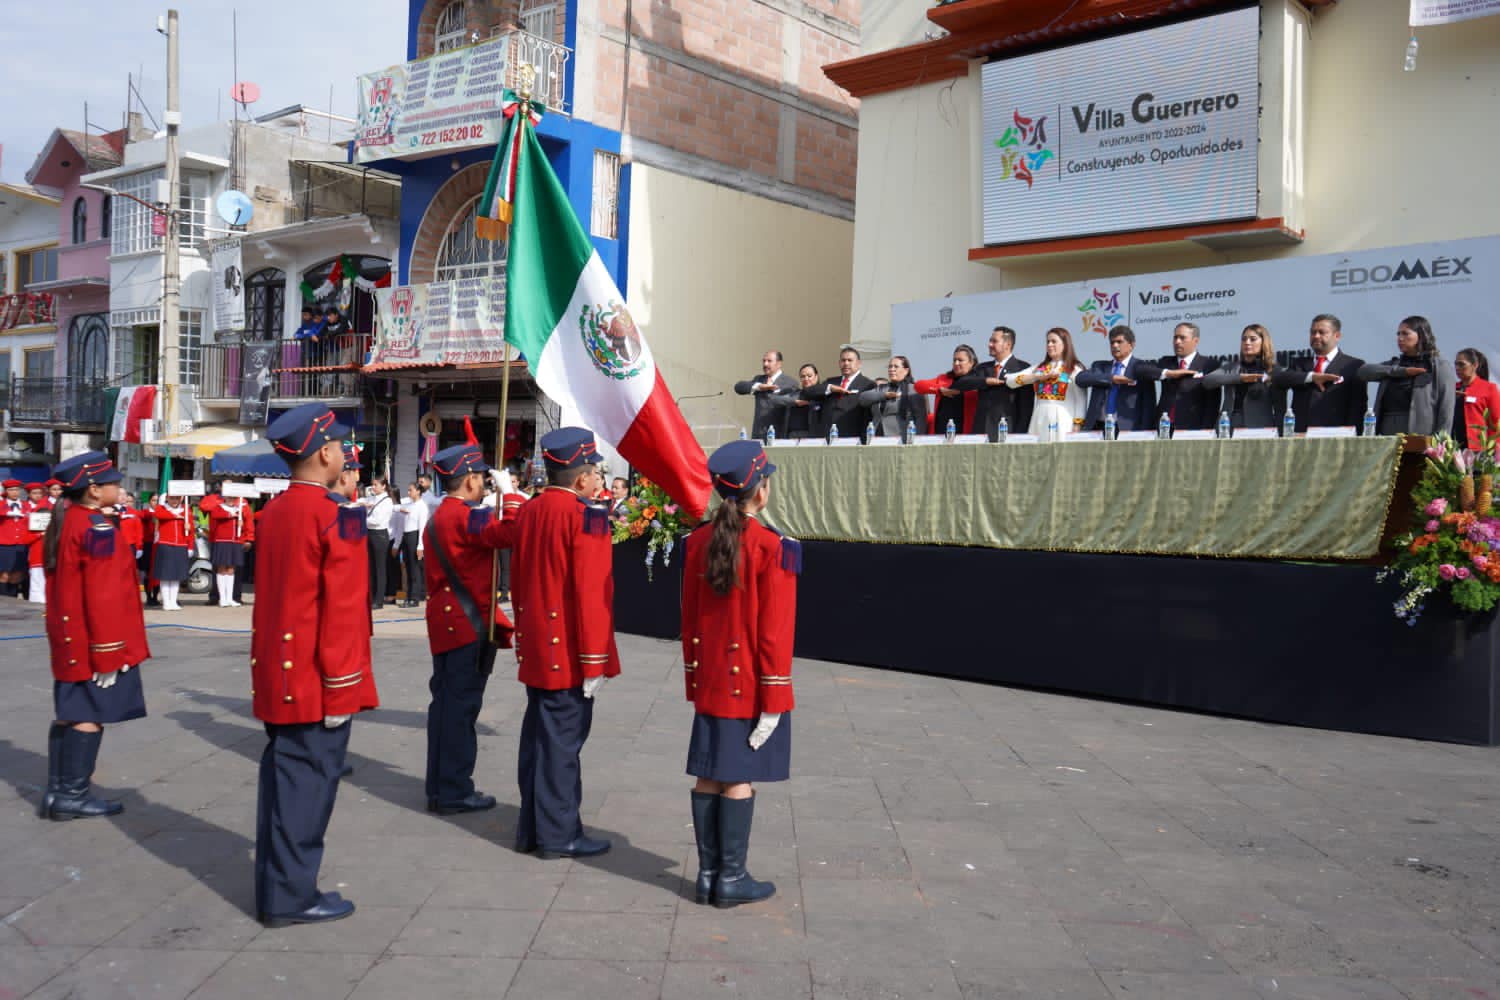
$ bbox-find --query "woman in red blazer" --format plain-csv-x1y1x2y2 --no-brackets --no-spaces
1454,348,1500,449
681,440,798,909
914,344,980,435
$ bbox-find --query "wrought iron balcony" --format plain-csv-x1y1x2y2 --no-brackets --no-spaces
198,336,372,406
508,29,571,116
7,377,111,428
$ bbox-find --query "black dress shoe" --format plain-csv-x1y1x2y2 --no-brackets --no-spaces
537,835,611,860
259,893,355,927
430,792,497,815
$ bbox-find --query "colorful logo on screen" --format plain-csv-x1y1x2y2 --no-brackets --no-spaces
1077,288,1125,338
995,110,1054,189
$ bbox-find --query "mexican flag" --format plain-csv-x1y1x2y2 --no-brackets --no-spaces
501,99,711,518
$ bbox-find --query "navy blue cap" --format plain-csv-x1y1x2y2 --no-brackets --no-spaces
540,427,603,471
53,450,123,489
342,442,362,470
431,444,489,477
267,403,350,461
707,440,775,499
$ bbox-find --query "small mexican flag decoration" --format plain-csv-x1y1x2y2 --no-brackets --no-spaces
475,89,544,242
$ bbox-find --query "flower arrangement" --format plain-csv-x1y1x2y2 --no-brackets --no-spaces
610,476,699,580
1381,431,1500,624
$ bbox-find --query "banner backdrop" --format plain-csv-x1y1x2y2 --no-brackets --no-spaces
1410,0,1500,25
371,279,510,366
210,239,244,338
354,37,509,164
893,235,1500,380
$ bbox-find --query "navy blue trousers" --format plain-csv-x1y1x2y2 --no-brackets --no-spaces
255,720,350,918
516,686,593,851
425,642,495,804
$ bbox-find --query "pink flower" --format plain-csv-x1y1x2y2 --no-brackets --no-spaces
1439,564,1457,581
1426,519,1440,532
1457,567,1472,580
664,504,679,515
1426,497,1449,516
1474,554,1490,571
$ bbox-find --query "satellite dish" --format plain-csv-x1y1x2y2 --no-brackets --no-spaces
216,190,255,226
231,82,261,105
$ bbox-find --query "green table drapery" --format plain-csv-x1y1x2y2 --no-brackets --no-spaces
757,437,1405,561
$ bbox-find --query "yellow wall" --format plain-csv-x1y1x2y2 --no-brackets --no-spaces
625,164,855,448
846,0,1500,345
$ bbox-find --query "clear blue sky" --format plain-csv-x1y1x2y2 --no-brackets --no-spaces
0,1,408,184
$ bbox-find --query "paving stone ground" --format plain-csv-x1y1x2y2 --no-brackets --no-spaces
1,596,1500,999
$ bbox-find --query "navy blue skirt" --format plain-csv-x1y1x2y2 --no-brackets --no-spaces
152,544,189,581
0,544,27,573
210,541,245,567
54,668,147,724
686,712,791,783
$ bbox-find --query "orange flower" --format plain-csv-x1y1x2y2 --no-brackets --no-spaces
628,520,646,538
642,506,659,520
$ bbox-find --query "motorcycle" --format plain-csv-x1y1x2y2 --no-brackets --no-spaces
185,527,215,595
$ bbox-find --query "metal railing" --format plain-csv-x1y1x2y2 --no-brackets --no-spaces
7,376,111,427
198,335,373,403
508,30,571,115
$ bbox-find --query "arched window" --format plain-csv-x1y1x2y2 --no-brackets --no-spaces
100,195,112,242
435,0,468,53
71,197,88,244
67,314,109,381
244,267,286,342
436,197,508,283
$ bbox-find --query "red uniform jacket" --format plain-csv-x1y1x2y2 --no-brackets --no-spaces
118,510,144,552
203,495,253,543
153,502,194,547
45,503,151,682
422,493,525,655
509,487,620,690
25,501,47,568
0,496,28,546
249,483,378,724
1458,376,1500,450
914,372,978,435
680,517,798,719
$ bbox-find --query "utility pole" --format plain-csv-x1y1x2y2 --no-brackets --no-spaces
160,8,182,436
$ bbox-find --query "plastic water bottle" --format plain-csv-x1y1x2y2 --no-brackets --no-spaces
997,417,1008,443
828,423,839,444
866,420,876,444
738,426,748,441
1283,408,1297,439
530,451,546,488
1158,412,1172,440
1404,34,1419,72
1217,411,1232,440
1047,419,1059,442
764,425,776,446
905,419,916,444
944,418,956,443
1103,412,1117,442
1363,406,1377,438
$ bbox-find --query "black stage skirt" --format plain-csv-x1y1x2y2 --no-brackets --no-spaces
210,542,245,567
54,668,147,724
152,544,189,581
686,712,791,783
0,544,27,573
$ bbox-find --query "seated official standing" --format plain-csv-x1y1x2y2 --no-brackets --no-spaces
0,479,28,597
251,404,379,927
1078,325,1157,433
1358,315,1455,436
511,428,620,859
1205,324,1288,430
771,364,826,439
682,441,797,908
803,348,876,439
39,451,150,820
1144,322,1221,431
421,444,526,815
151,494,194,611
857,355,928,437
361,475,394,609
1272,314,1368,432
1008,328,1088,439
915,345,981,435
1454,349,1500,448
733,350,798,440
952,326,1032,441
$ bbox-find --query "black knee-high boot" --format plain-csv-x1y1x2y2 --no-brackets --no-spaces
37,724,65,818
690,791,720,904
46,727,123,820
714,793,775,908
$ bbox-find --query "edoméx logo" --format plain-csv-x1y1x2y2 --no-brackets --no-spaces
995,109,1054,189
1077,287,1125,337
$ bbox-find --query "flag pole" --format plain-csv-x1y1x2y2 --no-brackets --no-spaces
489,62,536,644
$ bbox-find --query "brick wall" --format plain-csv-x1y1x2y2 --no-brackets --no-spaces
415,0,564,59
408,163,491,284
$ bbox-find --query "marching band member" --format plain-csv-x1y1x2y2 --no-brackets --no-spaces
251,403,378,927
202,484,253,607
40,451,150,820
0,479,28,597
510,428,619,858
680,441,797,907
152,494,194,611
25,483,48,605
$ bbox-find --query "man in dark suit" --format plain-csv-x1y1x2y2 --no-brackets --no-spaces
1272,313,1368,432
1139,322,1221,430
1077,325,1157,432
804,347,876,438
952,326,1032,441
732,350,798,440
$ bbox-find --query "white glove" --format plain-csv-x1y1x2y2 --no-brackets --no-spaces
582,675,607,700
93,669,119,689
748,713,782,751
489,468,515,495
324,714,351,729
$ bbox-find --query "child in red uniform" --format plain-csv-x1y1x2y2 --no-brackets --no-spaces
152,494,194,610
24,483,48,605
40,451,150,820
0,478,28,596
